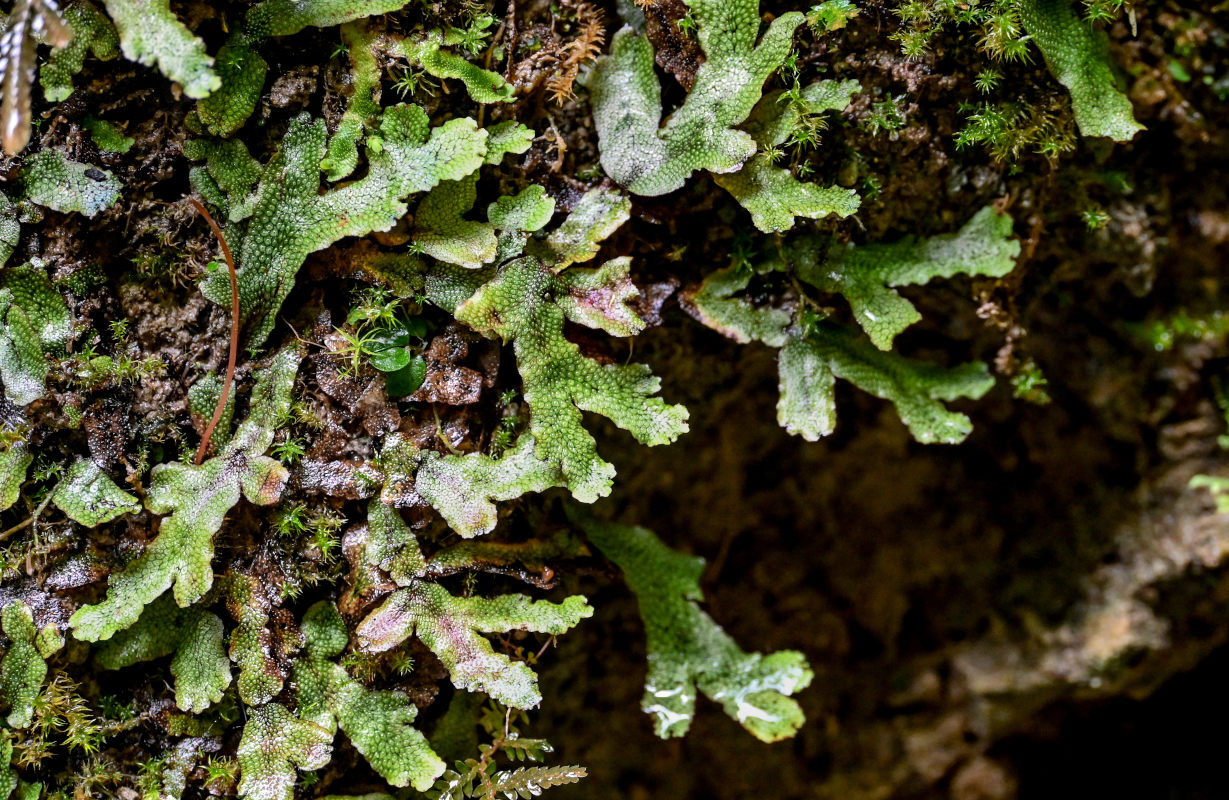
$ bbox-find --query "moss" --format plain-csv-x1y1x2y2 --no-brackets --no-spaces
585,0,804,196
81,117,133,154
353,503,592,708
297,601,445,790
198,106,487,346
0,265,72,406
0,0,1205,795
51,459,140,526
0,602,49,729
684,206,1018,443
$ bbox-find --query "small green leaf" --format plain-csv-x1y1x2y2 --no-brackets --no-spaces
369,348,411,372
367,329,413,372
384,356,428,397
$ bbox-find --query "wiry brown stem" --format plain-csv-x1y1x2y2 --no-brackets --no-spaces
188,197,239,465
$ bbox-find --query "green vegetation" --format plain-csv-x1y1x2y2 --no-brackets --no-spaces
1017,0,1143,140
0,0,1177,796
100,0,220,98
355,503,592,709
0,265,72,406
685,206,1018,442
20,151,121,217
586,0,858,232
298,601,444,790
573,509,813,742
69,348,300,641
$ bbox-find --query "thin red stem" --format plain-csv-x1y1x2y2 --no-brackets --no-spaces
188,197,239,465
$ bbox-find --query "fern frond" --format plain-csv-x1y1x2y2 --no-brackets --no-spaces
489,765,587,798
0,0,69,155
499,735,552,763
